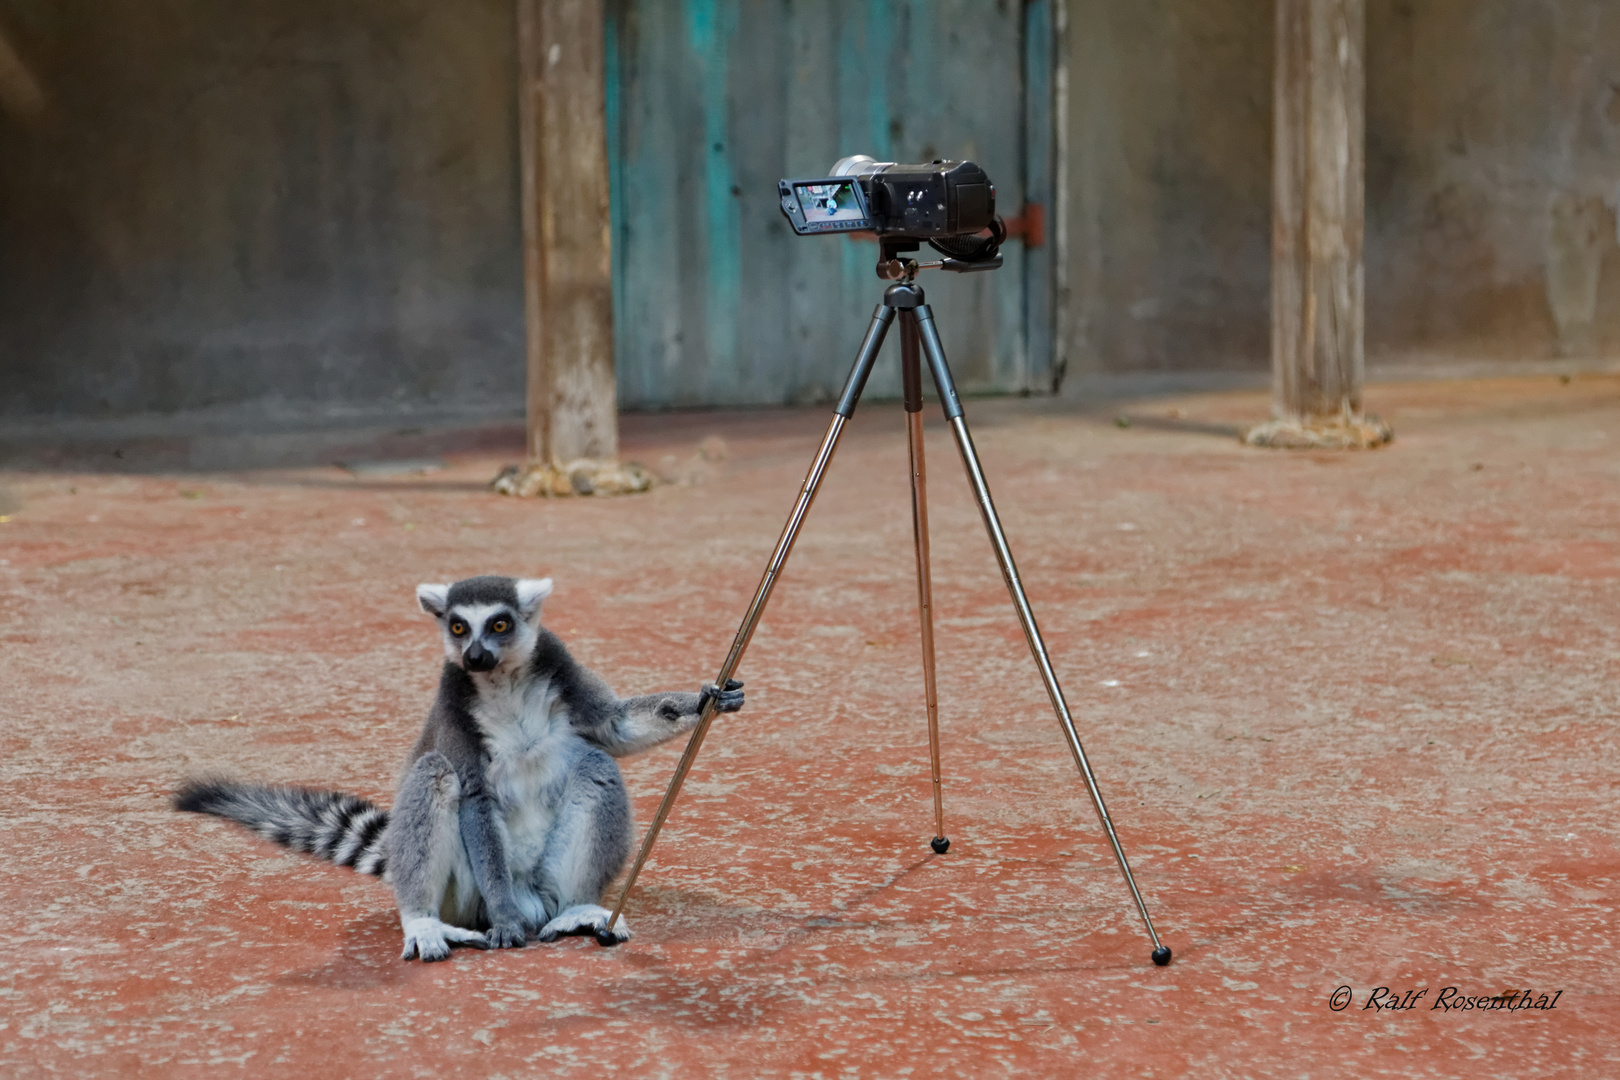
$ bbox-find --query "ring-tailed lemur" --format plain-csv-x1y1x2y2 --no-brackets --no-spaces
175,574,743,961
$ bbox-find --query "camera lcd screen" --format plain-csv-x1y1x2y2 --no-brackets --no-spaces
792,180,869,228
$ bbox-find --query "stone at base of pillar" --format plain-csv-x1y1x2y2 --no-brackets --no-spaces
1242,416,1393,450
490,459,657,497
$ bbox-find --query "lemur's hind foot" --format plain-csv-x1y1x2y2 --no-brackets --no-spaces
538,904,631,946
400,917,489,962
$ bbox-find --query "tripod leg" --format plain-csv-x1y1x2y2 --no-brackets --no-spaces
603,304,897,938
900,312,948,855
912,305,1172,967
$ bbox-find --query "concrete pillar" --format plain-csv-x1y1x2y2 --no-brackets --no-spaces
1249,0,1390,449
499,0,652,495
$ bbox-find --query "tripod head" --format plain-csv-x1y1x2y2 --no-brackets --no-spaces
876,237,1005,282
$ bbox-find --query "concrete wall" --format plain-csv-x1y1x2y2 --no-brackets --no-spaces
1063,0,1274,379
1061,0,1620,379
0,1,524,435
1366,1,1620,362
6,0,1620,453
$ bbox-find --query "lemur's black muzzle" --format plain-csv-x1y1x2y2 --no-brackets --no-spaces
464,642,498,672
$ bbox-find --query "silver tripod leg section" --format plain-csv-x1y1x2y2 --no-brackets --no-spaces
908,409,948,850
912,305,1169,961
606,304,897,934
900,312,948,852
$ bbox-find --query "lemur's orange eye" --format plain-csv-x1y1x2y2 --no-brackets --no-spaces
449,621,468,636
492,619,511,633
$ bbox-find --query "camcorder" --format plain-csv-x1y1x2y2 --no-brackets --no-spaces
779,155,1006,271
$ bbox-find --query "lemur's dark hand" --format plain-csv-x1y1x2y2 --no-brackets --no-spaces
698,678,745,714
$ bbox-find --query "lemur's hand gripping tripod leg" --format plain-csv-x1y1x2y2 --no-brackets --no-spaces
900,312,949,854
603,305,897,939
911,305,1172,967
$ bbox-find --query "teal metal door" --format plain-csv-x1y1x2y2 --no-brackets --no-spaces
608,0,1054,409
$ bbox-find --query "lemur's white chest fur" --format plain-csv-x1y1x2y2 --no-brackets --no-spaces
469,669,575,879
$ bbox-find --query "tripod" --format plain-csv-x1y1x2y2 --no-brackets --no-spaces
606,247,1172,967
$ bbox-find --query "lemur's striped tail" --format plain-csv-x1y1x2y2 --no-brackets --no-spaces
174,780,390,876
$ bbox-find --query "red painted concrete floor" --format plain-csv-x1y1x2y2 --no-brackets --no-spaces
1,376,1617,1078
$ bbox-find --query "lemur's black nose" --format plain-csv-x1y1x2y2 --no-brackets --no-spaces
464,642,497,672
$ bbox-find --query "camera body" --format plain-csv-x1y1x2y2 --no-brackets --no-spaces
779,156,996,239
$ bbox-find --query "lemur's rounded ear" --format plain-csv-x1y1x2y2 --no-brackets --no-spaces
516,578,554,621
416,584,450,617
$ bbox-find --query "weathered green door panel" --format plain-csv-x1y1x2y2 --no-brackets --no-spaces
608,0,1044,409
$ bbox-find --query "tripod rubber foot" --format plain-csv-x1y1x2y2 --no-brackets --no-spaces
594,929,623,948
1151,946,1172,967
930,837,950,854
